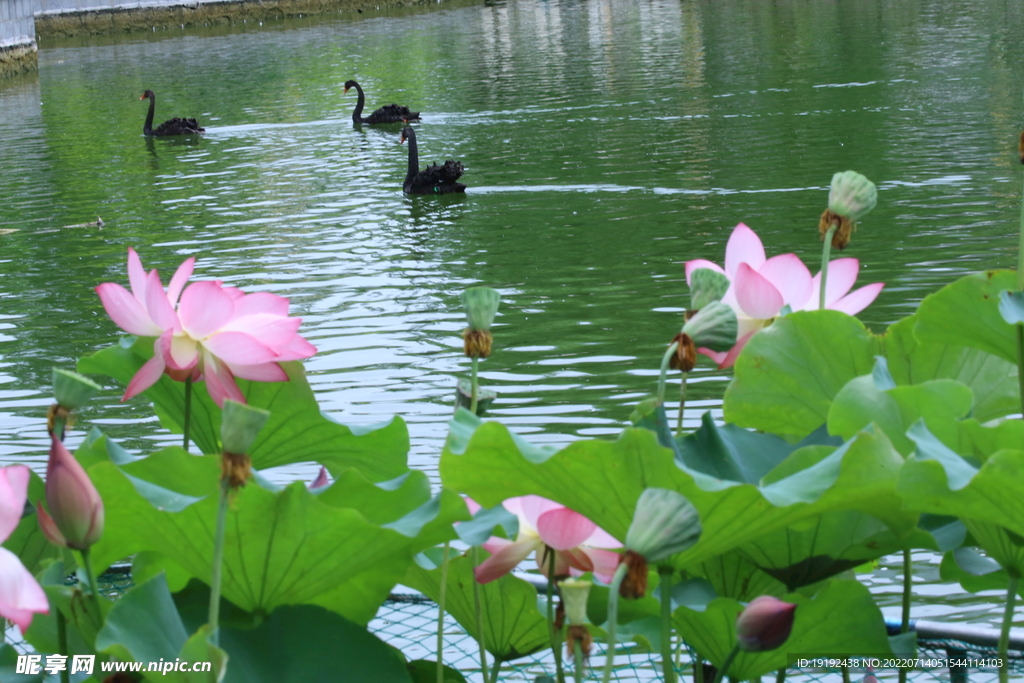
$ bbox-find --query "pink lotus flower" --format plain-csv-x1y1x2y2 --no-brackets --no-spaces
473,495,622,584
96,248,316,407
685,223,883,368
37,434,104,551
0,466,49,632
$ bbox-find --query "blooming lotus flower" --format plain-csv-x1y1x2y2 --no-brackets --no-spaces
474,495,622,584
96,248,317,407
735,595,797,652
685,223,883,368
37,435,104,551
0,465,49,632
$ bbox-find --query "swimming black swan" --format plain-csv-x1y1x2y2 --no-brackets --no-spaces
399,127,466,195
344,80,421,124
140,90,205,137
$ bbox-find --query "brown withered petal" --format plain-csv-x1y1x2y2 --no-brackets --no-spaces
818,209,854,250
221,452,252,489
618,550,649,599
668,333,697,372
565,625,592,659
683,309,698,321
462,329,493,359
554,598,566,631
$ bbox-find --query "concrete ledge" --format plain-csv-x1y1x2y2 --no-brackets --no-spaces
35,0,426,38
0,41,37,76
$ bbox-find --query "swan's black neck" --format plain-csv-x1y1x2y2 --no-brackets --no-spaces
143,94,155,136
350,82,366,123
404,129,420,185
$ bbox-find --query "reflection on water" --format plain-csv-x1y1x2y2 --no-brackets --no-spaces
2,0,1024,627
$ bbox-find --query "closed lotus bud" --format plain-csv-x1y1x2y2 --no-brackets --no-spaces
38,434,104,550
308,466,329,490
221,400,269,456
625,488,702,563
53,369,101,410
558,578,592,627
736,595,797,652
462,287,500,331
828,171,877,221
689,268,730,311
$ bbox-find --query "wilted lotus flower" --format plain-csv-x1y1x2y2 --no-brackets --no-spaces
96,248,316,407
474,495,621,584
219,400,270,489
821,171,877,250
668,301,737,372
37,435,104,551
462,287,500,359
684,223,883,368
559,578,593,658
0,466,49,632
736,595,797,652
619,488,701,598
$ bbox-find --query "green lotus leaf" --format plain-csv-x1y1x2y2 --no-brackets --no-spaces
84,442,464,626
78,338,409,481
827,371,973,455
688,552,787,602
689,268,731,310
681,301,737,352
407,660,468,683
915,270,1020,365
999,289,1024,325
725,309,1020,439
939,547,1014,594
441,410,913,570
724,311,879,437
673,580,890,680
404,549,550,663
0,642,44,683
898,422,1024,571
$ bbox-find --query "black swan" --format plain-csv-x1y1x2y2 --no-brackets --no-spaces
399,127,466,195
140,90,205,137
344,80,421,124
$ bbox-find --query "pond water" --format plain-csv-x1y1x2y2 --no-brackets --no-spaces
1,0,1023,630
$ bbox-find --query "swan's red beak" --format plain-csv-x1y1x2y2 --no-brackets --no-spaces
343,86,350,94
399,132,407,144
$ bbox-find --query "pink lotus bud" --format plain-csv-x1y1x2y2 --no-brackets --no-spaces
38,435,104,550
735,595,797,652
308,466,329,490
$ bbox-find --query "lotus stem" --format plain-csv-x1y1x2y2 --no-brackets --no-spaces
547,549,566,683
471,547,488,678
998,574,1018,683
711,643,741,683
898,548,913,683
819,223,838,310
437,541,450,683
53,416,66,442
600,562,630,683
470,355,480,415
659,566,677,683
842,665,851,683
775,667,787,683
694,655,705,683
676,372,688,437
183,376,192,453
57,611,70,683
488,656,504,683
658,341,680,403
78,548,103,632
573,639,585,683
208,478,229,646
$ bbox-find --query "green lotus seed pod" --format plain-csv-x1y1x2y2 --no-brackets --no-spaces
828,171,877,220
681,301,737,353
558,578,592,626
462,287,500,331
52,369,101,410
625,488,702,563
689,268,730,310
221,400,270,455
